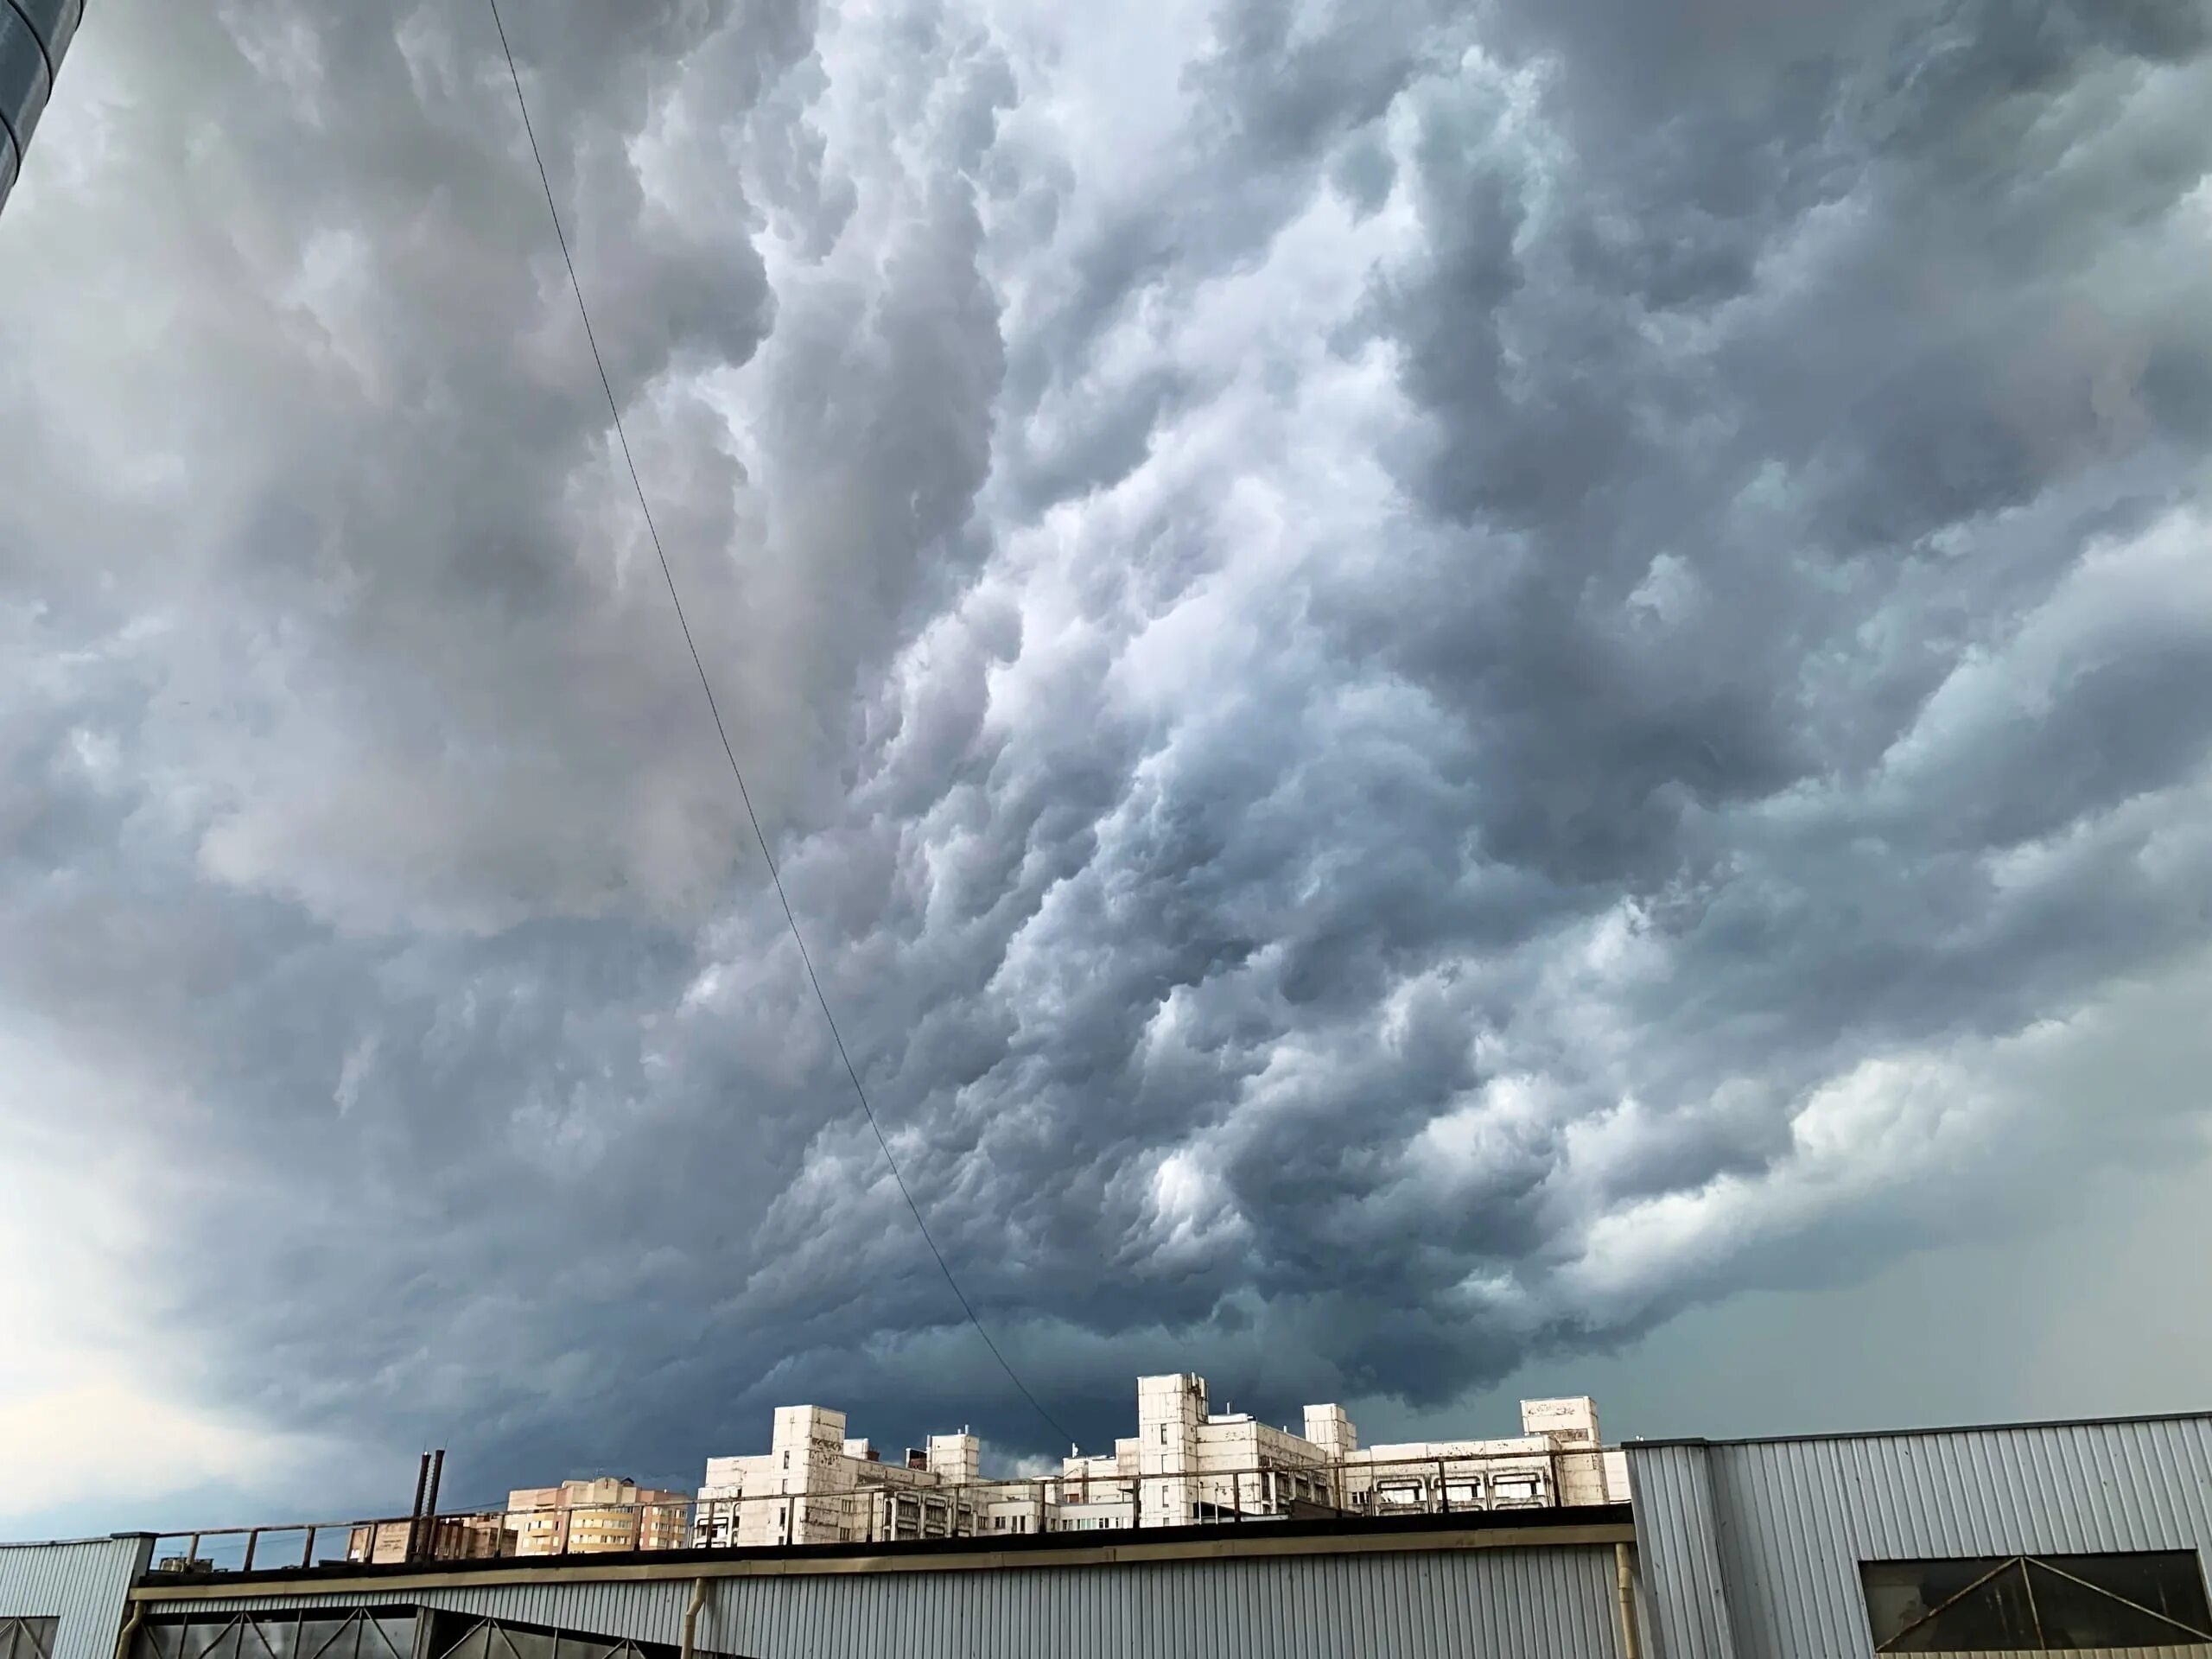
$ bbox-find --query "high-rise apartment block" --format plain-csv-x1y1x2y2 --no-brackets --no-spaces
504,1477,690,1555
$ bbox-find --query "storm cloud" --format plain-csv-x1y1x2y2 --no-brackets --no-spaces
3,0,2209,1514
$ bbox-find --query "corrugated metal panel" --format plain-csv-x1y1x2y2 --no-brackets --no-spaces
0,1538,153,1659
1624,1443,1737,1659
138,1542,1624,1659
1628,1415,2212,1659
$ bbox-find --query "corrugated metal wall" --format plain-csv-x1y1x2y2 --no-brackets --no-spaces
143,1542,1622,1659
0,1537,151,1659
1628,1414,2212,1659
1624,1444,1737,1659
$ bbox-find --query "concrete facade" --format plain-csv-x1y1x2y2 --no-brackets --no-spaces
343,1518,515,1566
696,1407,986,1548
694,1373,1630,1548
503,1480,689,1557
1050,1376,1630,1529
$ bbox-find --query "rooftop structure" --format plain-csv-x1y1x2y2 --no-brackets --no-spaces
23,1404,2207,1659
691,1372,1630,1546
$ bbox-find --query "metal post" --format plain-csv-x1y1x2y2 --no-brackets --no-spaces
1615,1542,1643,1659
301,1528,315,1568
242,1529,258,1572
680,1578,708,1659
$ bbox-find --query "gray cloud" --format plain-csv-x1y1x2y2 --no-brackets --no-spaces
2,0,2209,1512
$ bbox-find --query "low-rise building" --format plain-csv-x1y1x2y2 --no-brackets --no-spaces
505,1478,689,1554
343,1516,514,1564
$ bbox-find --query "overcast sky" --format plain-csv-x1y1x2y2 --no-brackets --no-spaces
3,0,2210,1540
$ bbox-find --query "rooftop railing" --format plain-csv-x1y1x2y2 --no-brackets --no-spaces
143,1445,1622,1576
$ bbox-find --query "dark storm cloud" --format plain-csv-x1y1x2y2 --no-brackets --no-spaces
2,0,2209,1505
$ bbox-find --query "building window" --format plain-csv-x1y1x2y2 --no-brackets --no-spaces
0,1617,58,1659
1861,1553,2212,1652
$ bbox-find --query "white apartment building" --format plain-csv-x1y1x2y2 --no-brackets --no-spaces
696,1404,986,1548
697,1374,1629,1548
1047,1375,1629,1529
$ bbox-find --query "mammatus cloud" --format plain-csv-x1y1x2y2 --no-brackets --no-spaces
1,0,2209,1508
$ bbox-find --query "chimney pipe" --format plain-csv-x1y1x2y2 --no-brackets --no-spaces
406,1453,432,1562
423,1449,446,1556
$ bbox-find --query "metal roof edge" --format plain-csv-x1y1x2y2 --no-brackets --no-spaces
0,1534,151,1550
1627,1407,2212,1451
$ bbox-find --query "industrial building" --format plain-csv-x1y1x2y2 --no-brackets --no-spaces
685,1374,1627,1548
0,0,83,217
14,1404,2207,1657
1629,1414,2212,1657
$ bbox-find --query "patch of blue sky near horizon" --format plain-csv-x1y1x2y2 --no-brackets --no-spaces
1373,1136,2212,1451
1364,985,2212,1447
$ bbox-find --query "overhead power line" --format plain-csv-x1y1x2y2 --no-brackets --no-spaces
480,0,1075,1452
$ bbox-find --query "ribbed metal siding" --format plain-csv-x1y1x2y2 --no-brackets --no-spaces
0,1538,153,1659
1625,1444,1738,1659
141,1543,1622,1659
1628,1415,2212,1659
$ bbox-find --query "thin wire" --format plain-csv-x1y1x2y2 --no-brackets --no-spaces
481,0,1075,1452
